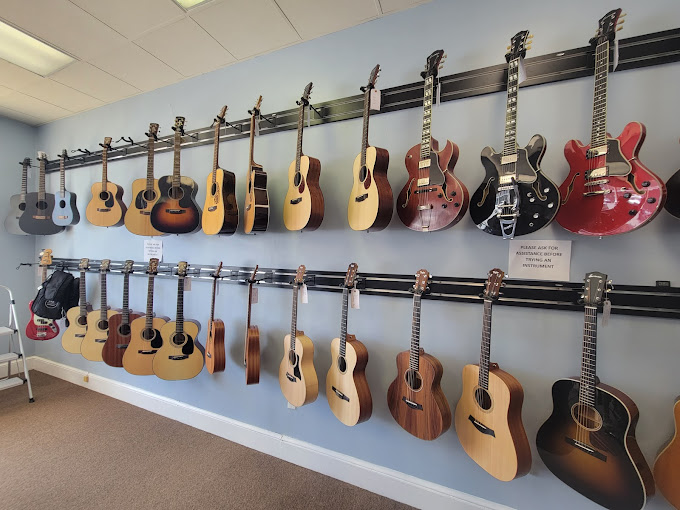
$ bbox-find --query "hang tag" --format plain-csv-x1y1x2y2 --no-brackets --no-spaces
436,77,441,106
602,299,611,326
612,39,619,71
369,88,381,111
184,277,191,291
351,288,360,309
300,283,308,304
518,57,527,85
287,402,297,410
306,105,310,127
215,282,219,296
251,286,258,304
254,115,260,136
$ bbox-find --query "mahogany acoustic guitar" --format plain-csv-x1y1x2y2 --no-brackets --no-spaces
86,138,127,227
103,260,141,367
62,258,91,354
387,269,451,440
4,158,30,235
81,259,119,362
205,263,225,374
243,96,269,234
244,265,260,385
654,397,680,508
26,249,60,341
454,269,531,481
19,152,64,235
52,149,80,227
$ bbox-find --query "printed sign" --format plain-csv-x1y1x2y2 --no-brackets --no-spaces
143,239,163,262
508,240,572,281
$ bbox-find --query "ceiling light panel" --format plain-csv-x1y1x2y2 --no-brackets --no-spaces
173,0,212,10
0,21,74,76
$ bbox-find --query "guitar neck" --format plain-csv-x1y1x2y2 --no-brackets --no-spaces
101,148,108,192
144,274,155,330
172,130,182,188
246,282,253,328
295,102,305,173
59,157,66,196
176,276,184,334
580,306,598,406
478,299,493,390
339,288,349,356
209,277,217,325
420,76,434,160
79,269,87,317
409,294,422,371
38,159,47,200
502,57,520,156
248,114,257,168
289,283,299,351
20,162,28,199
40,266,47,284
212,120,220,184
99,271,107,321
590,40,610,150
122,273,130,325
360,88,371,167
146,135,155,191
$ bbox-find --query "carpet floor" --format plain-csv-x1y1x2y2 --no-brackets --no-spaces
0,371,411,510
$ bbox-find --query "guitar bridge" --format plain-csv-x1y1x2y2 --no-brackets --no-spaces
332,386,350,402
115,344,128,349
468,415,495,437
140,211,151,216
355,193,368,203
95,338,107,343
289,198,302,205
286,373,296,383
565,437,607,462
96,208,111,212
165,209,186,214
169,355,188,360
401,396,423,410
583,189,612,197
138,349,158,355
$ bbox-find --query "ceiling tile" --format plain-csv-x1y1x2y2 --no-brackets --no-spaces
0,84,13,99
0,105,42,125
0,0,128,61
21,79,103,112
134,17,235,77
192,0,300,60
70,0,185,40
88,42,183,91
0,58,43,90
275,0,379,40
378,0,430,14
50,62,141,102
0,92,70,122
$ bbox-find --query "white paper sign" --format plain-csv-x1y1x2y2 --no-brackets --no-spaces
508,240,572,281
143,240,163,262
300,283,308,304
370,88,381,111
351,288,360,309
251,286,258,304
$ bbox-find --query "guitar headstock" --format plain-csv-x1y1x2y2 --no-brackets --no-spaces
421,49,446,80
294,265,306,286
252,96,263,116
147,123,159,138
506,30,532,62
37,151,47,161
213,262,223,278
582,271,610,306
172,116,186,134
20,157,31,169
367,64,380,89
79,258,90,271
592,8,625,45
344,263,358,289
102,137,112,149
100,259,111,272
147,258,159,275
59,149,67,160
177,261,188,277
413,269,430,296
39,249,53,267
216,105,227,123
122,260,134,274
250,264,259,281
301,82,313,103
483,268,505,300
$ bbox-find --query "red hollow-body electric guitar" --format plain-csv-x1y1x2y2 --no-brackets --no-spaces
26,249,59,341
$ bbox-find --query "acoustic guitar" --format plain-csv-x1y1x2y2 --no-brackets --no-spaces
62,258,91,354
454,269,531,481
348,65,392,232
244,96,269,234
103,260,141,367
52,149,80,227
470,32,560,239
150,117,202,234
202,106,238,235
205,262,225,374
387,269,451,440
19,152,64,235
654,397,680,508
283,83,324,231
244,265,260,385
26,248,60,341
396,51,468,232
81,259,119,362
279,265,318,407
555,9,666,236
536,271,654,510
4,158,30,235
123,258,167,376
326,263,372,426
666,168,680,219
124,123,164,236
153,261,204,380
86,138,127,227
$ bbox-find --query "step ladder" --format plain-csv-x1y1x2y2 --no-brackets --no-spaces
0,285,34,402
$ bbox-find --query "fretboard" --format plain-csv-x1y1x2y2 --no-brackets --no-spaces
248,113,257,167
289,283,299,351
99,270,108,321
59,156,66,196
409,295,422,371
78,269,87,317
40,266,47,285
144,274,155,330
176,276,185,334
590,41,609,149
420,76,434,160
360,88,371,167
38,158,47,200
579,306,598,407
172,130,182,189
209,277,217,324
478,299,493,390
20,162,28,200
211,120,220,184
295,101,305,173
502,58,520,157
101,147,108,193
246,282,253,329
146,135,155,191
122,273,130,325
339,288,349,357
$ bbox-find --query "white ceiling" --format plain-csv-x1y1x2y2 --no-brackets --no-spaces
0,0,430,126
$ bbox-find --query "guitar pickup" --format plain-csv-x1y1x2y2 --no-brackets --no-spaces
402,396,423,410
332,386,350,402
498,175,515,185
169,355,188,360
286,373,296,383
115,344,128,349
96,208,111,212
468,415,495,437
565,437,607,462
355,194,368,203
585,167,608,179
501,154,518,165
418,160,430,170
165,209,186,214
587,146,608,159
289,198,302,205
138,349,158,355
417,176,430,185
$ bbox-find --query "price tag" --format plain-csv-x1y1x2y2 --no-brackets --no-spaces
369,88,381,111
144,239,163,262
602,299,611,326
184,277,191,291
215,282,219,296
306,105,310,127
300,283,308,304
251,286,258,304
351,288,360,309
287,402,297,410
254,116,260,136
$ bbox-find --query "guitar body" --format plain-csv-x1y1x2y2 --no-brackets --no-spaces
150,176,201,234
556,122,666,236
153,320,203,380
664,169,680,219
81,309,119,362
348,146,392,231
19,192,64,235
537,378,654,510
387,349,451,440
244,168,269,233
52,190,80,227
283,156,324,231
326,335,372,426
470,135,561,236
205,319,225,374
123,316,167,375
62,306,90,354
85,182,126,227
396,138,469,232
202,168,238,235
25,300,59,341
5,194,28,235
454,364,531,481
245,325,260,385
654,398,680,508
279,331,318,407
102,312,142,367
124,178,163,236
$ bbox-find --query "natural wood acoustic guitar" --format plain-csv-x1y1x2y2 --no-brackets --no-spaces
81,259,119,362
205,262,225,374
654,397,680,509
86,138,127,227
244,96,269,234
26,249,60,341
62,258,91,354
244,265,260,385
103,260,141,367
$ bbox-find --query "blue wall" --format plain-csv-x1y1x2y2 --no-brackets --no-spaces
22,1,680,508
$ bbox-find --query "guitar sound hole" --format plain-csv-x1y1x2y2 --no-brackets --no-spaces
172,332,186,346
19,203,26,211
97,320,108,330
118,324,131,336
169,186,184,200
337,356,347,373
475,387,493,411
211,183,218,195
571,403,604,431
77,315,87,326
142,328,156,341
404,369,423,391
358,166,368,182
37,200,48,210
59,200,66,208
99,191,111,201
142,189,156,202
288,349,298,367
293,173,302,187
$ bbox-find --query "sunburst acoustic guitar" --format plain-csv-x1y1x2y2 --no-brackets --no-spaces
86,138,127,227
102,260,141,367
62,258,91,354
81,259,119,362
205,262,225,374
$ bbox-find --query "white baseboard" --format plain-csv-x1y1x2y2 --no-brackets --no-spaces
27,356,512,510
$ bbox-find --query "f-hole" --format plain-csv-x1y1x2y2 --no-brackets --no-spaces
169,186,184,200
337,356,347,374
404,369,423,391
142,189,156,202
475,387,493,411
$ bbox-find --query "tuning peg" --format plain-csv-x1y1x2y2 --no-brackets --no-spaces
617,18,625,24
620,12,627,17
528,34,534,39
526,44,532,50
507,45,511,50
616,25,623,31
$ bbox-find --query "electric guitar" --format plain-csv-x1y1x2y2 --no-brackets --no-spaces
454,269,531,481
470,32,560,239
536,271,654,510
86,138,127,227
283,82,324,231
348,65,392,232
62,258,91,354
654,397,680,508
326,263,372,426
396,51,468,232
123,258,167,376
19,152,64,235
202,106,238,235
52,149,80,227
278,265,318,407
4,158,30,235
153,261,203,380
150,117,202,234
555,9,666,236
81,259,119,362
125,123,164,236
244,96,269,234
205,262,225,374
26,248,60,341
244,265,260,385
387,269,451,440
103,260,141,367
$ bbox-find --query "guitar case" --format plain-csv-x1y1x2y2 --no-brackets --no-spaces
30,270,79,319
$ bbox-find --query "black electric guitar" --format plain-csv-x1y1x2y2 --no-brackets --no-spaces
19,152,64,235
470,31,560,238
